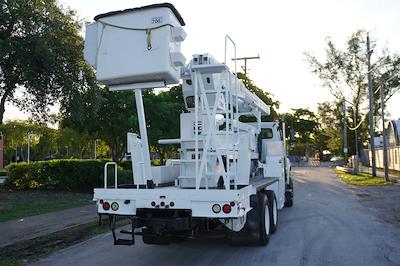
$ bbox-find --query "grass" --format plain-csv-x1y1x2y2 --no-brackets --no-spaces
0,189,93,222
334,169,395,186
0,217,129,266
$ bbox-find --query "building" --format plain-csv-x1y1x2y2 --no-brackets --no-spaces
371,120,400,171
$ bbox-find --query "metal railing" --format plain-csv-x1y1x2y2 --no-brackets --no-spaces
104,162,118,189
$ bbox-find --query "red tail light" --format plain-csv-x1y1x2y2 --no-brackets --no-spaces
103,202,110,210
223,204,231,213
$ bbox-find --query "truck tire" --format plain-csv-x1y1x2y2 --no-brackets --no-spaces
231,192,270,246
265,190,278,234
284,177,294,207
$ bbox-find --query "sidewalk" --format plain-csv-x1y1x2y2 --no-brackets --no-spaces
0,204,98,247
360,166,400,181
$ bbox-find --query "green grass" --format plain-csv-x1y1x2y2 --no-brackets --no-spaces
334,169,395,186
0,190,93,222
0,258,18,266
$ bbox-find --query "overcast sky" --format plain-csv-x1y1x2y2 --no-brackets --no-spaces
5,0,400,121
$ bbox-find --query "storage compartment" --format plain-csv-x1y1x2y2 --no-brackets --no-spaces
84,3,186,88
151,165,179,185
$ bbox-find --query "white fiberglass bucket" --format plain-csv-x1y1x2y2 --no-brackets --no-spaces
84,3,186,88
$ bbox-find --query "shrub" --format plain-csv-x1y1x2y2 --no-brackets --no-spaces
0,169,7,176
5,159,133,192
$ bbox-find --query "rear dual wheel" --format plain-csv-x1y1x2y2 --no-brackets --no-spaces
265,190,278,234
231,192,270,246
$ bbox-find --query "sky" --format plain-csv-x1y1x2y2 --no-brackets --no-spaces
5,0,400,121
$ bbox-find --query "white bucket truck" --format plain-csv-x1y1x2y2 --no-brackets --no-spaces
84,3,293,246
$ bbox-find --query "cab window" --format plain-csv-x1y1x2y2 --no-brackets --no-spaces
186,96,195,108
260,128,273,139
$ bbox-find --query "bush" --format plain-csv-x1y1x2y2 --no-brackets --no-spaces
5,159,133,192
0,169,7,176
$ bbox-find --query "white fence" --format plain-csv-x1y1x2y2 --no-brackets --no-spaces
369,146,400,171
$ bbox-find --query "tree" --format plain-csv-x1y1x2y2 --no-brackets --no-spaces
305,30,400,130
57,127,103,159
62,87,137,161
284,108,320,157
145,86,186,163
61,85,186,162
317,101,344,155
0,120,62,162
0,0,91,123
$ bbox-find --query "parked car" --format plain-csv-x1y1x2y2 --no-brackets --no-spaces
330,156,344,163
43,154,62,161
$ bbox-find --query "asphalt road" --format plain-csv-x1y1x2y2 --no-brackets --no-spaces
32,167,400,266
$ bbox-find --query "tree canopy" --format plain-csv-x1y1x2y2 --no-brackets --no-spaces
283,108,321,157
305,30,400,126
0,0,93,123
306,30,400,158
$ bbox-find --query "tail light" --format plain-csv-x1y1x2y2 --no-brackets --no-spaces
222,204,231,213
103,202,110,210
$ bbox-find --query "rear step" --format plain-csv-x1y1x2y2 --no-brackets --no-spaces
110,215,136,246
114,239,134,246
121,229,143,236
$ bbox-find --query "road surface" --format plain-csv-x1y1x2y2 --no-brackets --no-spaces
32,167,400,266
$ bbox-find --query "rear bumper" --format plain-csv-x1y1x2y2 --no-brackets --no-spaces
93,185,254,218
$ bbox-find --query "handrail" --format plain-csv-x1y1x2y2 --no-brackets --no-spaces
224,35,237,74
104,162,118,189
225,34,238,190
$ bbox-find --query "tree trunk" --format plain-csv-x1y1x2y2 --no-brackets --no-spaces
0,94,7,124
111,141,118,162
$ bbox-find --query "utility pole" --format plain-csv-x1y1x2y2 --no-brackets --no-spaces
232,55,260,75
27,135,30,163
342,99,348,163
27,132,34,163
367,32,377,176
380,77,389,181
352,108,359,160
